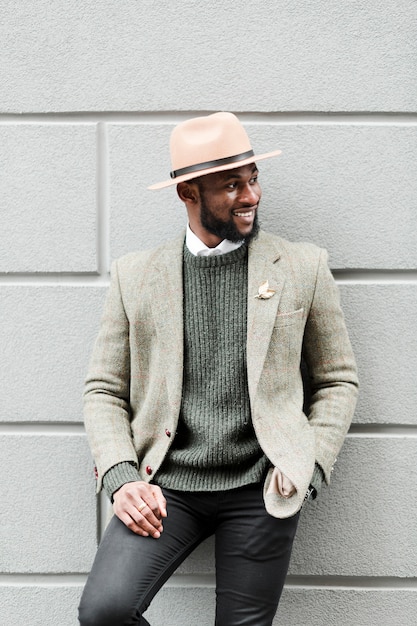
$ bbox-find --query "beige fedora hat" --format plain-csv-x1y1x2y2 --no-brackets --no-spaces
148,112,281,190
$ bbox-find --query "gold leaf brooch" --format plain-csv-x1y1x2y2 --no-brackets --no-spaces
254,280,276,300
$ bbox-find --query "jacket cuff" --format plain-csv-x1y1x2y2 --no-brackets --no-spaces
102,461,142,501
305,463,325,501
311,462,325,492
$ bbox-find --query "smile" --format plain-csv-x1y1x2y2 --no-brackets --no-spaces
233,208,256,218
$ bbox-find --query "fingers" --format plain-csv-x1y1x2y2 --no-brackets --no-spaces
129,500,163,538
153,486,168,518
112,481,167,538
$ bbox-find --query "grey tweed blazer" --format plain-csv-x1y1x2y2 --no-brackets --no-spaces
84,230,358,518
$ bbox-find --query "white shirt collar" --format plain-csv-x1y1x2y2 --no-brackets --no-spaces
185,224,243,257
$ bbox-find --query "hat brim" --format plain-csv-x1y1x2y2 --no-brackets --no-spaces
148,149,282,190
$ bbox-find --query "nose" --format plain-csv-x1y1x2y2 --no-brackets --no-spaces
239,183,260,205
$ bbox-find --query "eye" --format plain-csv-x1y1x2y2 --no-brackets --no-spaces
250,175,258,184
226,181,238,189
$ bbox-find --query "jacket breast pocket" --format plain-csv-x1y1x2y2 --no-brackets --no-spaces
274,307,304,327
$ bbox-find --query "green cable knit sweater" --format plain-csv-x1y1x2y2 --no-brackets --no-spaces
154,244,268,491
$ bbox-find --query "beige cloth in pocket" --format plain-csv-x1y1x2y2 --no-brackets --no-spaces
266,467,296,498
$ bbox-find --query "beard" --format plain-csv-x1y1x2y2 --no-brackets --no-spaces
199,195,260,244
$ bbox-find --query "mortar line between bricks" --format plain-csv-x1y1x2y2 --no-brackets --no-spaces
347,425,417,437
0,572,416,590
96,122,111,276
0,423,85,435
0,111,416,125
0,423,415,436
285,575,417,590
333,269,417,283
0,274,110,286
167,573,417,590
0,270,415,285
98,491,111,543
0,573,87,586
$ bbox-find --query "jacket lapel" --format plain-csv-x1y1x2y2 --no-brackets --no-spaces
149,235,185,415
247,233,285,402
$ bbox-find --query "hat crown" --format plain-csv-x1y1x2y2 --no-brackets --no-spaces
148,111,281,189
170,112,252,172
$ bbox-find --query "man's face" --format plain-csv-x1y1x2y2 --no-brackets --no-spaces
189,163,262,247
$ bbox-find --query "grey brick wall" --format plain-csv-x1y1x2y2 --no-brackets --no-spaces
1,2,416,624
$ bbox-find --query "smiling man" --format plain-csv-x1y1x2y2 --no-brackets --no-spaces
79,112,358,626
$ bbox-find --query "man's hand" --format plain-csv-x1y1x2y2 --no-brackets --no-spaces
112,481,167,538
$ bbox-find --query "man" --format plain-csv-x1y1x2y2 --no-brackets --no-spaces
79,112,358,625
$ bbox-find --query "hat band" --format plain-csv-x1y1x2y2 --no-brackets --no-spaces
170,149,254,179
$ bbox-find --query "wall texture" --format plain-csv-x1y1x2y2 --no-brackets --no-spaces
1,2,416,625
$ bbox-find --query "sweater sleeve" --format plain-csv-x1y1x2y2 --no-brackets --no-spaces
102,461,142,501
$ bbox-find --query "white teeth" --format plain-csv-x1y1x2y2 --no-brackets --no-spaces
235,211,252,217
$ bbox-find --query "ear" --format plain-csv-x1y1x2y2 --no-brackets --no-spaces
177,181,199,205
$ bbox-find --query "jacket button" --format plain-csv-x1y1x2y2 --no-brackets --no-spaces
146,465,152,475
165,429,171,437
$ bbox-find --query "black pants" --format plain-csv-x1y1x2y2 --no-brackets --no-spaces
78,483,300,626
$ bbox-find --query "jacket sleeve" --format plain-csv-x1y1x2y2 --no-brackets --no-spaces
83,259,138,492
303,249,359,484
